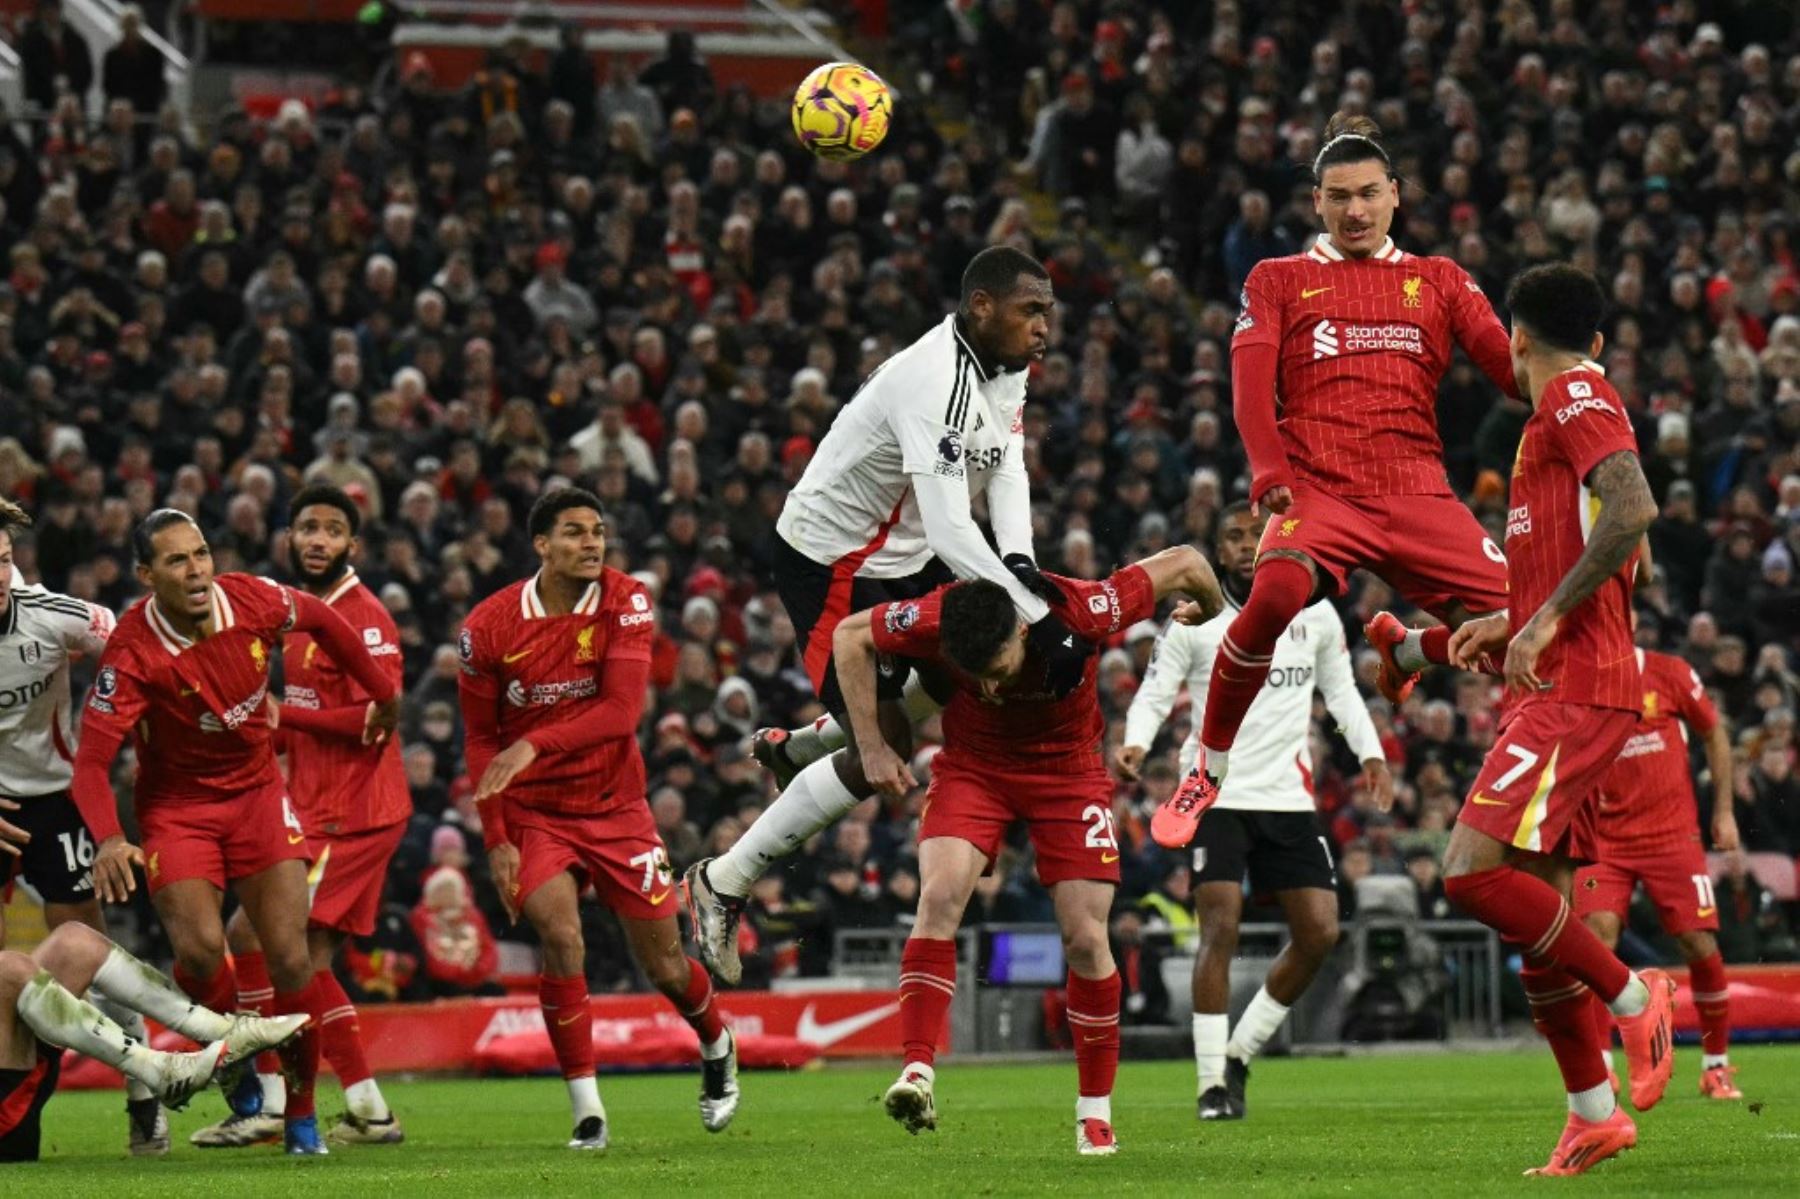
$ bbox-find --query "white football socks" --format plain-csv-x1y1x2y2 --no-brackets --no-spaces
1192,1012,1228,1092
781,673,941,769
1393,628,1431,673
1702,1053,1729,1070
1606,973,1650,1018
258,1071,286,1116
708,756,861,898
91,991,155,1103
702,1029,732,1059
18,970,160,1082
1568,1081,1616,1122
1227,987,1291,1062
1200,747,1230,782
568,1075,605,1124
1075,1094,1112,1122
344,1077,390,1121
92,945,232,1042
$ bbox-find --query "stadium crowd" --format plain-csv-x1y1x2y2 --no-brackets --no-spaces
1,0,1798,998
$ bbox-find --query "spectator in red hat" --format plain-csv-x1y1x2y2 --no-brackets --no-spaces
522,239,597,335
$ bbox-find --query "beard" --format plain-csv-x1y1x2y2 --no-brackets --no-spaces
291,544,351,589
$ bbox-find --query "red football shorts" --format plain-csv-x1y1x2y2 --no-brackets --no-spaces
920,752,1121,886
138,780,312,895
509,802,675,922
1258,482,1508,619
306,820,407,936
1457,702,1637,861
1575,841,1720,935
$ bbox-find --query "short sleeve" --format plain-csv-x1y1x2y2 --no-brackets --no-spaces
607,585,656,663
895,345,979,478
1054,566,1156,640
1231,261,1284,350
85,655,149,731
240,574,298,634
1673,660,1719,735
1543,374,1637,482
457,618,488,678
869,594,943,659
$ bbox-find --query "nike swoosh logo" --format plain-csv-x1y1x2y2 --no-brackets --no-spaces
503,650,532,663
1696,907,1715,918
648,889,672,906
558,1012,585,1027
1471,794,1508,806
180,687,199,696
287,834,306,845
1083,1034,1111,1043
795,1000,902,1048
1101,852,1119,863
1301,287,1332,298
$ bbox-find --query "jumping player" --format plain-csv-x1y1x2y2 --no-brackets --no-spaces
459,488,737,1150
70,509,402,1156
836,545,1223,1155
1577,640,1742,1100
1152,112,1518,849
686,246,1087,985
1119,502,1390,1119
0,921,305,1162
1443,265,1675,1176
0,499,174,1156
195,485,410,1148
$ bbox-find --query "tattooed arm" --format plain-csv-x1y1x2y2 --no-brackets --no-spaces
1504,450,1656,692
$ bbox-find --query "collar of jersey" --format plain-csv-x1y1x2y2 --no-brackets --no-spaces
322,568,359,607
521,572,601,619
1308,234,1402,264
950,316,993,381
146,582,234,655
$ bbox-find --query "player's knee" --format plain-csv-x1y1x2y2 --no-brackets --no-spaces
538,917,586,965
1679,931,1718,962
35,920,102,974
1060,922,1111,977
170,930,227,981
1292,916,1341,962
266,946,312,993
224,909,261,955
914,887,966,937
0,950,37,991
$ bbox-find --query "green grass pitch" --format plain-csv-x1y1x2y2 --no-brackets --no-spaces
8,1046,1797,1196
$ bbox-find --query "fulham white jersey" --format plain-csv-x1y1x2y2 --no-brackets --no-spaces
777,315,1046,617
0,584,114,796
1124,596,1382,812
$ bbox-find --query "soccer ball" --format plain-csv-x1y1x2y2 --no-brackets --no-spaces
791,61,892,161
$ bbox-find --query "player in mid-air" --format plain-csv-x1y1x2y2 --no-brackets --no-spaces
686,246,1089,985
1441,265,1675,1176
0,499,175,1155
71,509,402,1156
1118,501,1390,1120
1575,633,1742,1100
835,544,1222,1155
1150,112,1520,850
0,920,306,1162
460,488,737,1150
194,486,409,1148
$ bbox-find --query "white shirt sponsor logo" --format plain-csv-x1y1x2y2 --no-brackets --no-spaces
1555,396,1615,424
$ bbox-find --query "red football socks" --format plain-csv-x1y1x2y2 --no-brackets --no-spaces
1591,992,1616,1061
673,957,726,1045
314,969,374,1087
899,938,957,1068
1200,555,1312,754
540,973,594,1080
274,975,324,1121
1689,951,1731,1057
1420,625,1453,665
1522,962,1608,1095
1444,866,1631,1001
174,959,239,1018
231,950,283,1075
1067,970,1122,1099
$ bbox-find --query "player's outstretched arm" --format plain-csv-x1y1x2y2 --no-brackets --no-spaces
1315,619,1394,811
1505,450,1656,692
832,611,915,799
1118,620,1197,781
1136,545,1224,624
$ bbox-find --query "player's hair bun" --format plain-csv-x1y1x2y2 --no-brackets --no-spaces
1313,111,1393,180
1321,111,1383,146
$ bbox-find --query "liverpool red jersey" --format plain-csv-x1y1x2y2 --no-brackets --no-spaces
1593,649,1718,852
871,565,1155,769
1503,365,1641,712
458,569,654,816
280,570,409,835
82,573,297,807
1233,236,1515,496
